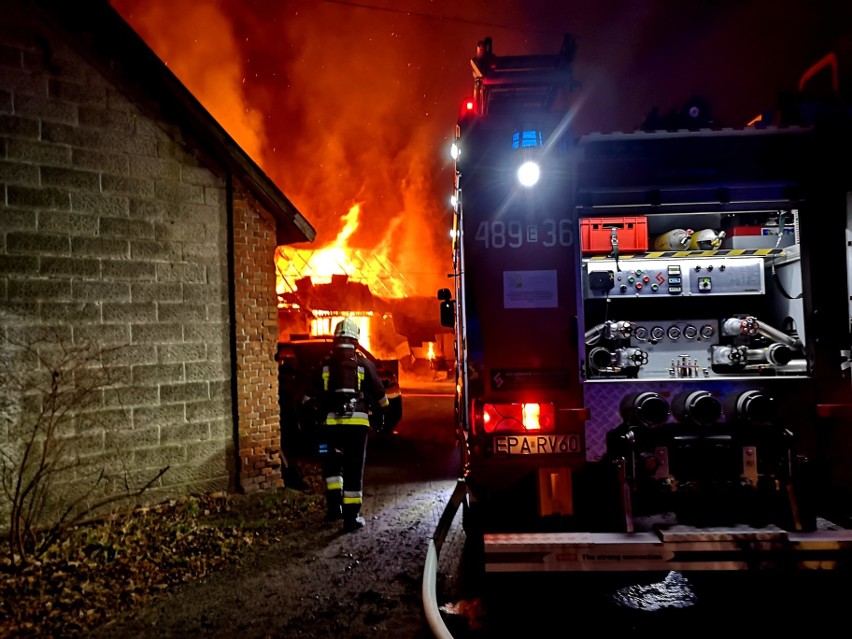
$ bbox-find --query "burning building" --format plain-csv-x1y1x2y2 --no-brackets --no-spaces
275,202,418,364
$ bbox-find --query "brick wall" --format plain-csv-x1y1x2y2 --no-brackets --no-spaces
232,195,282,492
0,7,284,526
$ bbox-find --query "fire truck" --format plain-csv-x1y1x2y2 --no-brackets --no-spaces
438,35,852,573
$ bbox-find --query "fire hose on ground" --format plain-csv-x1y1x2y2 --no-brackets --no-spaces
423,478,467,639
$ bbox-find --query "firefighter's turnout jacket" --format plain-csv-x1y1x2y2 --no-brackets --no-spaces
310,341,390,426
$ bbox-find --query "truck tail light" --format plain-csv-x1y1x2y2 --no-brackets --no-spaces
474,401,556,435
460,98,476,117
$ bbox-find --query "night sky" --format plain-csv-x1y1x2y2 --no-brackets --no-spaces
109,0,852,296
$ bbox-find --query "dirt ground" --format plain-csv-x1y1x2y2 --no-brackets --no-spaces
85,388,462,639
18,377,850,638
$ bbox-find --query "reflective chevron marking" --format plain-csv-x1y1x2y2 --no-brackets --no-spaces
586,248,785,260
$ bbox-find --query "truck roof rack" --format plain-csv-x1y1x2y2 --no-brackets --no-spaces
471,34,579,115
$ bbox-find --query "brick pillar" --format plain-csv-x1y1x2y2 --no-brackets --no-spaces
232,194,283,492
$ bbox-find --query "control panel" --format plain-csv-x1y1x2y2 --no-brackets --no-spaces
630,319,717,377
583,257,766,299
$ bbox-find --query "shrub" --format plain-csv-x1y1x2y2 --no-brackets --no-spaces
0,328,167,569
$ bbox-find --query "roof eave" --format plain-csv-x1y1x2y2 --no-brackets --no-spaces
34,0,316,245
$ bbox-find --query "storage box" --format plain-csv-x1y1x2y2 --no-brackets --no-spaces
580,217,648,254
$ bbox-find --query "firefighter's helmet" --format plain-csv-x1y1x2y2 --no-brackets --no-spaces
333,318,360,341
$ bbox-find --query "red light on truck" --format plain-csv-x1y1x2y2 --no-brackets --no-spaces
523,403,541,430
460,98,476,117
478,402,555,434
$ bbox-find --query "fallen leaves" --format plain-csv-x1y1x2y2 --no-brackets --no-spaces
1,480,325,638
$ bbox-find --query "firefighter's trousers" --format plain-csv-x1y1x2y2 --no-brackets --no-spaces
320,423,369,523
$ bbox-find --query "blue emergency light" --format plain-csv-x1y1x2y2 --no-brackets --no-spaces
512,129,543,149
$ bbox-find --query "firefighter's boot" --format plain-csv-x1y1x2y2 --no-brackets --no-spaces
343,515,365,532
342,503,365,531
325,490,342,522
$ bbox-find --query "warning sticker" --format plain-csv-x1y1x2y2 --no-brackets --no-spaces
491,368,571,390
503,270,557,309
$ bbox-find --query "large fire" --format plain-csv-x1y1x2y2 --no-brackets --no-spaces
110,0,453,307
109,0,457,361
275,202,414,352
275,202,411,298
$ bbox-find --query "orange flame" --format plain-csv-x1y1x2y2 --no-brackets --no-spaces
278,204,359,288
275,203,412,299
112,0,452,316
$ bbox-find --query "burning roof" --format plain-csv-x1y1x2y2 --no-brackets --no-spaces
276,246,413,304
275,201,415,310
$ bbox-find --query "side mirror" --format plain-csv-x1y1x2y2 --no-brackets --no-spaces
437,288,455,328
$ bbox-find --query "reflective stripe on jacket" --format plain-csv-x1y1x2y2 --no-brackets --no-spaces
323,410,371,427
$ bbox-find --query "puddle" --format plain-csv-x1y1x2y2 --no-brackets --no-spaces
610,571,698,611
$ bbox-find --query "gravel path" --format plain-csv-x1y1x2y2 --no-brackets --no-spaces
87,390,462,639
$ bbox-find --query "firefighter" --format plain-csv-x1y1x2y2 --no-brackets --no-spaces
303,318,390,532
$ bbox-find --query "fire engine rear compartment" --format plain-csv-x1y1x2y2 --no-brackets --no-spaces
446,37,852,574
477,128,852,571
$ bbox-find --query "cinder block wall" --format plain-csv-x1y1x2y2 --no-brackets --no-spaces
0,7,284,526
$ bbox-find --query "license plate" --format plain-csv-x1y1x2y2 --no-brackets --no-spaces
493,434,580,455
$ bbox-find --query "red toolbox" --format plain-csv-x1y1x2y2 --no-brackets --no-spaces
580,217,648,254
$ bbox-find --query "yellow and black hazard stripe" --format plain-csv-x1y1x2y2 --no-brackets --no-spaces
586,248,786,261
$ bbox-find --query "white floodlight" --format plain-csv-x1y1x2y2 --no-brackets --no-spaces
517,161,540,187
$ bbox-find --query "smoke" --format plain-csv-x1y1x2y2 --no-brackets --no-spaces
112,1,269,163
111,0,467,295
